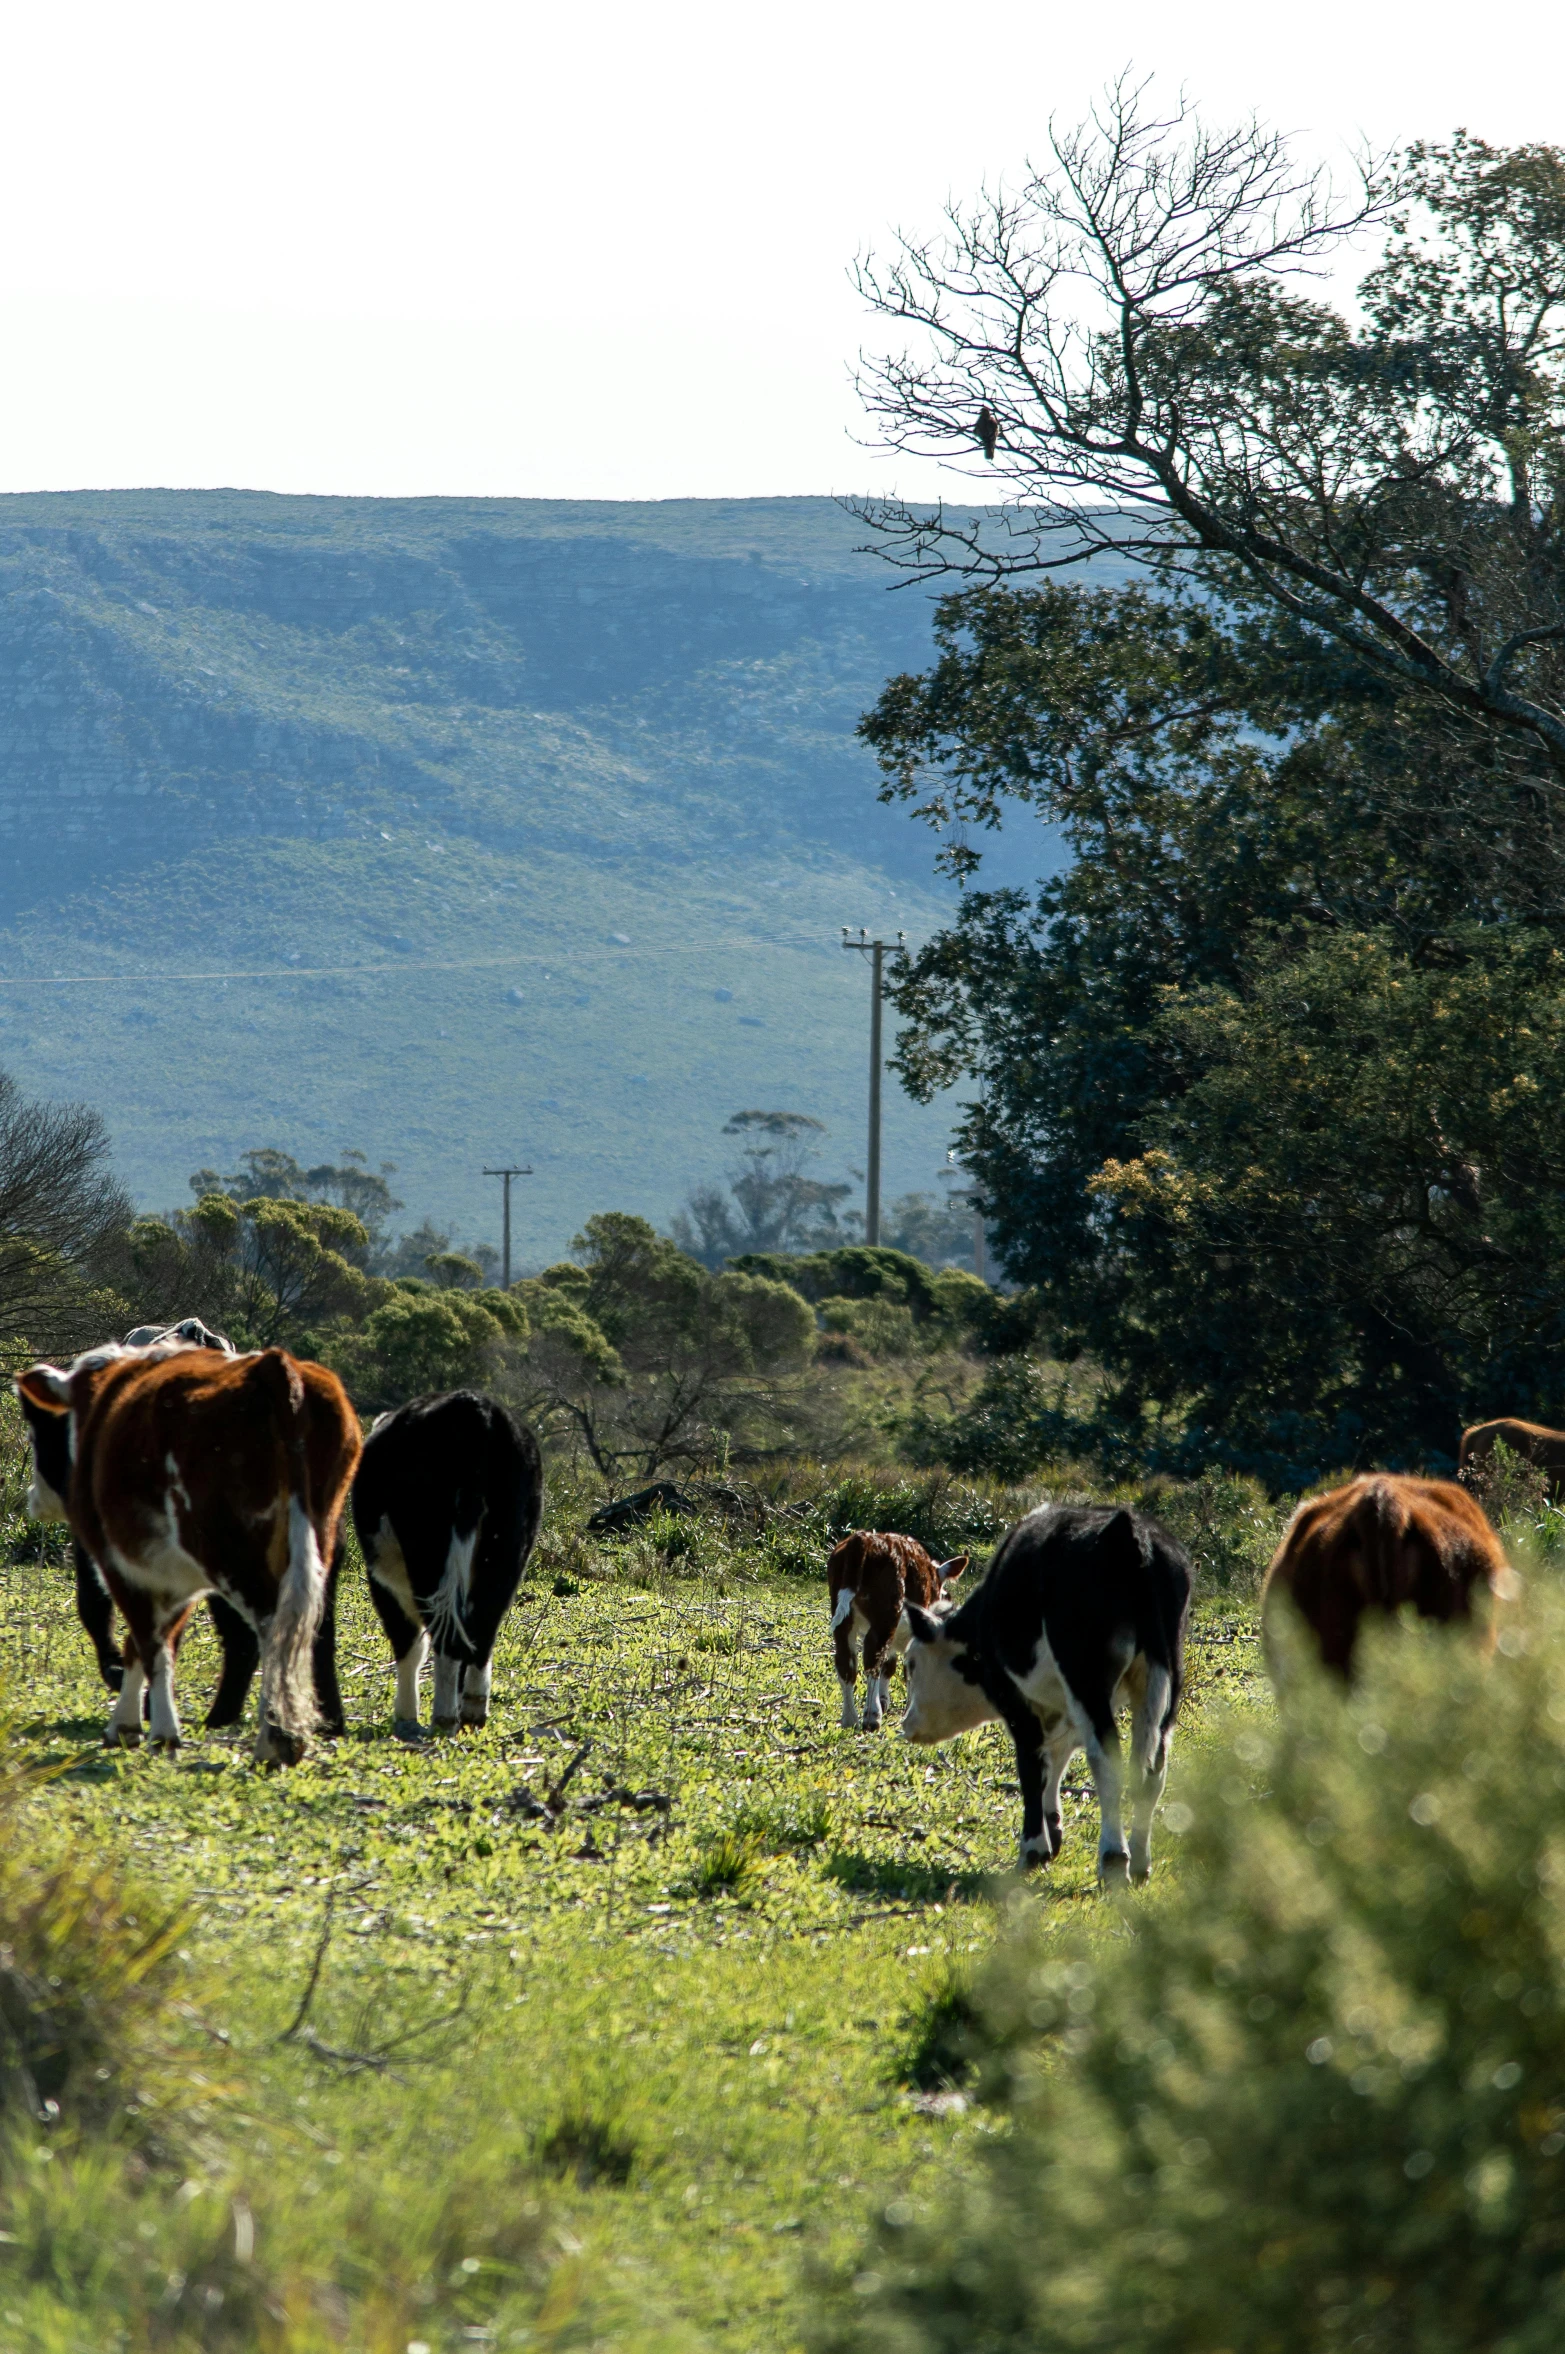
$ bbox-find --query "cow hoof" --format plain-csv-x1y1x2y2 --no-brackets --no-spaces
254,1726,306,1769
148,1734,183,1755
861,1715,883,1734
1130,1861,1152,1886
1018,1840,1053,1872
104,1724,141,1750
459,1700,489,1728
431,1713,460,1733
1098,1850,1131,1888
392,1717,426,1744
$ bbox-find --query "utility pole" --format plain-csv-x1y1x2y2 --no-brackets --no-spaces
842,927,904,1247
482,1162,533,1287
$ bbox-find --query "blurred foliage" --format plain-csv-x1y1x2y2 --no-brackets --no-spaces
825,1592,1565,2354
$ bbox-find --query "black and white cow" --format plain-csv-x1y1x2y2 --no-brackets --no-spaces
19,1317,344,1735
900,1504,1191,1885
351,1390,544,1737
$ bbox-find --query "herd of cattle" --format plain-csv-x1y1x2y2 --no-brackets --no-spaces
6,1320,1551,1882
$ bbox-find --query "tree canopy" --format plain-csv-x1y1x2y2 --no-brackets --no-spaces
857,115,1565,1480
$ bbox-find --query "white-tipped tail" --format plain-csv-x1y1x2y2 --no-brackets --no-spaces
829,1585,855,1632
426,1526,478,1656
263,1497,327,1744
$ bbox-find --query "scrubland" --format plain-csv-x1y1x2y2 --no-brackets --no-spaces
0,1452,1270,2353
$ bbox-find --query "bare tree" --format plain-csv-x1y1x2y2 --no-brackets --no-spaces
853,84,1565,770
0,1071,133,1365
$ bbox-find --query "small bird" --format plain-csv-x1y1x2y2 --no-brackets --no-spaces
976,405,999,461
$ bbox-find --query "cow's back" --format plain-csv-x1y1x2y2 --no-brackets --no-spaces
1263,1473,1506,1674
1459,1417,1565,1486
958,1504,1191,1687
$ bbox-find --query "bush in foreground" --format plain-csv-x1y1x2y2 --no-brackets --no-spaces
826,1596,1565,2354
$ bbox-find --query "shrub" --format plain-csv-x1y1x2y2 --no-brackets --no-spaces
1463,1436,1554,1531
1137,1466,1283,1595
687,1828,763,1899
819,1293,920,1360
534,2105,640,2187
823,1596,1565,2354
0,1737,186,2144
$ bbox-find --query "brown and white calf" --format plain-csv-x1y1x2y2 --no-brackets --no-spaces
1262,1472,1511,1679
15,1344,359,1764
828,1530,968,1730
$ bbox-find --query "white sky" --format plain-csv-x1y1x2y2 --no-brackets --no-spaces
0,0,1559,502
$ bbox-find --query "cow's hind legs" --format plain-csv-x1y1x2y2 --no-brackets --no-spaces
1002,1704,1051,1870
1038,1730,1077,1864
1128,1670,1174,1885
431,1652,462,1732
1080,1713,1130,1886
460,1657,493,1728
105,1656,147,1748
146,1638,183,1751
393,1630,428,1740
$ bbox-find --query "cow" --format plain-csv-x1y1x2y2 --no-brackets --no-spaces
14,1343,359,1764
22,1319,344,1735
827,1530,968,1730
351,1390,543,1738
1457,1417,1565,1498
899,1504,1191,1885
1262,1473,1511,1678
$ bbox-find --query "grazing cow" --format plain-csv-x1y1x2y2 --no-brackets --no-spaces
900,1505,1191,1884
22,1319,343,1734
351,1390,543,1737
827,1530,968,1730
1458,1417,1565,1498
1262,1473,1510,1678
14,1344,358,1763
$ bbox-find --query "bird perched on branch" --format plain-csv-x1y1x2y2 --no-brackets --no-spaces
976,405,999,460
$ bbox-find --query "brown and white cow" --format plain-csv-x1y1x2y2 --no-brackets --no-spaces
828,1530,968,1730
1458,1417,1565,1497
1261,1473,1512,1679
15,1344,359,1764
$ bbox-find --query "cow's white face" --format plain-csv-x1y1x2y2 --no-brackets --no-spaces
899,1609,998,1745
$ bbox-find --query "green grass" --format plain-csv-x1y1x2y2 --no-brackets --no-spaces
0,1505,1269,2351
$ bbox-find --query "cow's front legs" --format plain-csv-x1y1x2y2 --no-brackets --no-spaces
1039,1731,1078,1862
861,1613,897,1731
999,1703,1049,1868
73,1544,124,1693
432,1651,463,1731
460,1656,493,1728
832,1614,860,1728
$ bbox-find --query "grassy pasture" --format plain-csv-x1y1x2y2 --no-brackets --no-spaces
0,1498,1268,2352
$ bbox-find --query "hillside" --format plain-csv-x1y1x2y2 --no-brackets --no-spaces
0,493,1075,1260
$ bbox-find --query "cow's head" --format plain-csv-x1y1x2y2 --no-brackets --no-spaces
13,1346,127,1523
14,1364,77,1522
899,1603,998,1744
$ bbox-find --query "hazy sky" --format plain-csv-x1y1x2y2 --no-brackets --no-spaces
0,0,1558,502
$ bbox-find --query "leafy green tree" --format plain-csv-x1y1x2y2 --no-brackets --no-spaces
522,1214,814,1480
326,1285,528,1413
854,119,1565,1476
187,1145,401,1255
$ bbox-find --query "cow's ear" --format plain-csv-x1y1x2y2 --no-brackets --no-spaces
905,1603,940,1644
938,1553,970,1583
15,1366,70,1414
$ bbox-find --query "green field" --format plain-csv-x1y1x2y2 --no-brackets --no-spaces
0,1483,1266,2353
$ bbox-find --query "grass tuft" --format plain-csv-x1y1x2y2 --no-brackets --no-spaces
534,2105,640,2188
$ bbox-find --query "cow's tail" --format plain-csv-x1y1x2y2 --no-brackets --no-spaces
1357,1478,1412,1611
829,1584,855,1633
256,1350,326,1747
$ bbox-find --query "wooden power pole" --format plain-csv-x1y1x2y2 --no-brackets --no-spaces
841,928,904,1247
482,1162,533,1287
